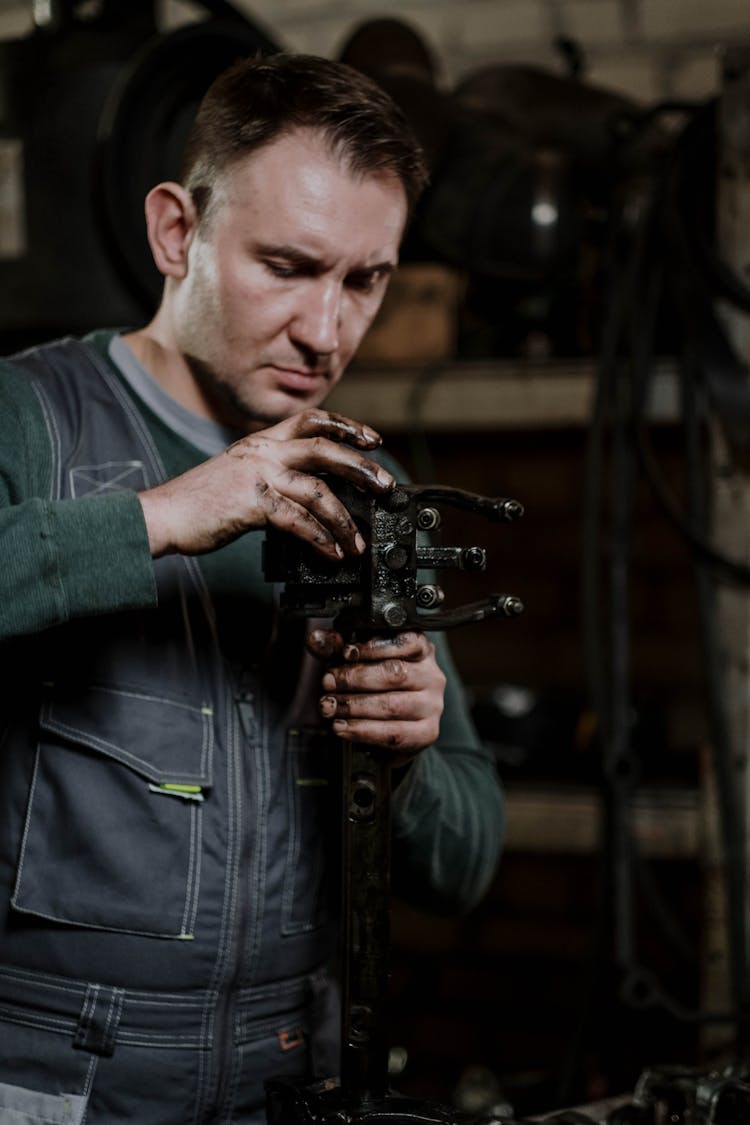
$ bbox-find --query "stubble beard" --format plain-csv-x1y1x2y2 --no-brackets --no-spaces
186,353,314,433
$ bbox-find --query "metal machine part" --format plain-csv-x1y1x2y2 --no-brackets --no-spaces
602,1062,750,1125
262,480,524,633
263,479,524,1124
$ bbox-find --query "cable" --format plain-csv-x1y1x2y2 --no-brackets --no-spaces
628,125,750,1038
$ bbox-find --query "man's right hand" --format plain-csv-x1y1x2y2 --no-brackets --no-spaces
137,408,394,560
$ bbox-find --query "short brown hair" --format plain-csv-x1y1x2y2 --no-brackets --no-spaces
180,52,429,222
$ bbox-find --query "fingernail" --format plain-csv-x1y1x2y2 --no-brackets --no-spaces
319,696,337,717
354,532,366,554
376,469,394,487
332,719,348,732
343,645,359,661
363,427,380,445
322,672,336,691
334,543,344,559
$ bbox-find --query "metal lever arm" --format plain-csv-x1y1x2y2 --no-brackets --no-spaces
405,484,524,525
417,593,524,630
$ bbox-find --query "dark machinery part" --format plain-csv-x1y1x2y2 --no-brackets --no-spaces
263,481,524,634
263,479,524,1125
340,741,391,1101
603,1062,750,1125
0,2,279,349
266,1077,603,1124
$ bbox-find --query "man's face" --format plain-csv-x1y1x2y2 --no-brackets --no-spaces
171,128,408,430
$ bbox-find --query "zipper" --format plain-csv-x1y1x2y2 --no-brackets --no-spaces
209,671,263,1121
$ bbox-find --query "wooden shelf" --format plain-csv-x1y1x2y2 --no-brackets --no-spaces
327,360,680,432
504,784,701,859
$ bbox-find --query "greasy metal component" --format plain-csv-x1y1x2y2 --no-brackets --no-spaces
416,545,487,570
382,602,408,627
262,480,524,632
383,544,409,571
265,1076,518,1123
416,583,444,609
263,478,525,1125
340,745,392,1100
417,505,442,531
606,1062,750,1125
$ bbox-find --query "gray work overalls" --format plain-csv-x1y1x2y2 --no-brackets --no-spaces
0,340,339,1123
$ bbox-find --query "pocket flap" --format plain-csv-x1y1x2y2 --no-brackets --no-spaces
39,684,213,788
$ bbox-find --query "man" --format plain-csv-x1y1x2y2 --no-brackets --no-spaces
0,54,503,1124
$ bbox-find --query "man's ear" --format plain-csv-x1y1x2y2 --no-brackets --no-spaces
144,182,198,279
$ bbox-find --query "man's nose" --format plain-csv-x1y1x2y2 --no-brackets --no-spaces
291,279,341,356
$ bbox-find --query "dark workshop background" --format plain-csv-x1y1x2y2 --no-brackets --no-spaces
3,0,750,1118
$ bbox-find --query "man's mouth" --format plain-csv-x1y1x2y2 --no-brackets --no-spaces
271,364,330,393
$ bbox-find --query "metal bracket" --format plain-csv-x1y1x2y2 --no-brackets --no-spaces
262,480,524,633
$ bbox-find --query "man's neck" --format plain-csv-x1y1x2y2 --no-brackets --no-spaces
121,321,219,423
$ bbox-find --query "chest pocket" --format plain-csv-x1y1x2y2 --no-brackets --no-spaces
11,684,213,939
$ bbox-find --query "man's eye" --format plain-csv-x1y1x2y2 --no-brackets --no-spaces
266,261,299,279
347,270,384,294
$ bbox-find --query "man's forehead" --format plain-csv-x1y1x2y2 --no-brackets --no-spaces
219,126,407,205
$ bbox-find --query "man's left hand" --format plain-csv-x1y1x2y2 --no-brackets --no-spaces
306,629,445,762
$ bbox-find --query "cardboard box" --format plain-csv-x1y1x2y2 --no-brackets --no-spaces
354,262,464,365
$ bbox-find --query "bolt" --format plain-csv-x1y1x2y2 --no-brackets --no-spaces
386,488,410,511
417,507,441,531
383,544,408,570
417,584,444,609
495,595,524,616
462,547,486,571
382,602,408,627
501,499,524,521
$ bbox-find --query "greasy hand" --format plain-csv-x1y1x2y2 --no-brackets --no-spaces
137,409,394,559
307,629,446,763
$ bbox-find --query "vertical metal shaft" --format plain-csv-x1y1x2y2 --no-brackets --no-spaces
339,741,392,1102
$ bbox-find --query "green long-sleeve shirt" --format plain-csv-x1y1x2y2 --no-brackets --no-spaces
0,329,503,913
